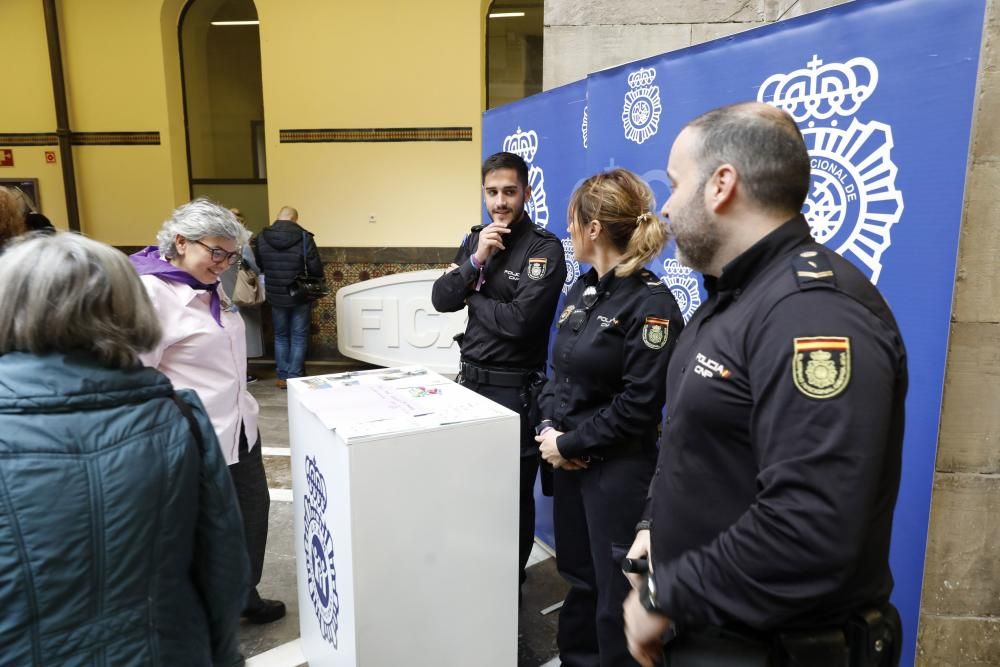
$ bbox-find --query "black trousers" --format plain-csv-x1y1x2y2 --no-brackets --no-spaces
229,425,270,608
459,379,539,586
553,449,656,667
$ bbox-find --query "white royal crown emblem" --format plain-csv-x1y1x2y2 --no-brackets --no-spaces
304,455,340,647
561,237,581,295
622,67,662,145
661,258,702,323
758,55,904,284
581,105,589,149
502,126,539,164
503,127,550,228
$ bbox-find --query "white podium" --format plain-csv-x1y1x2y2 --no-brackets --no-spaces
288,369,519,666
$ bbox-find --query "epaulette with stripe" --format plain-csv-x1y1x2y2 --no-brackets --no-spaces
639,269,669,294
529,224,559,240
792,249,837,289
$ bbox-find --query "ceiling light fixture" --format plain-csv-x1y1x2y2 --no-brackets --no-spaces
488,12,525,18
210,20,260,26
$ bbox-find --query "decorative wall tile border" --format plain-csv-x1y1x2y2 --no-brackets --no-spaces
0,133,58,146
318,247,454,264
71,132,160,146
0,131,161,147
280,127,473,143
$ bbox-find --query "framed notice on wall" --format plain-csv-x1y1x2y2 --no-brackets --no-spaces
0,178,40,211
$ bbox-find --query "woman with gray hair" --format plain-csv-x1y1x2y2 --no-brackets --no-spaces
130,197,286,624
0,232,249,665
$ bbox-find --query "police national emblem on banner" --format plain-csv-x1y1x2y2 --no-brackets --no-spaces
502,127,550,228
622,67,662,145
759,55,904,284
561,238,580,295
792,336,851,399
661,258,702,323
304,455,340,647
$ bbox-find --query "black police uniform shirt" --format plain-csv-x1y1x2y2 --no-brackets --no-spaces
647,215,907,632
431,214,566,370
538,267,684,458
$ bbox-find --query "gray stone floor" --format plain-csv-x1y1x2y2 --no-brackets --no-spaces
242,362,565,666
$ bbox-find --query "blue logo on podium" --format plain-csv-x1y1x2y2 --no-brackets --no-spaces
304,455,340,647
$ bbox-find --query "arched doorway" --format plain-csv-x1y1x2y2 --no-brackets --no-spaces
179,0,268,233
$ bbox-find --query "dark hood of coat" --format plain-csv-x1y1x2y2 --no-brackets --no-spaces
260,220,307,250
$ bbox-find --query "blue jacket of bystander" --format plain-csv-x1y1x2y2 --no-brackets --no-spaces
0,351,250,667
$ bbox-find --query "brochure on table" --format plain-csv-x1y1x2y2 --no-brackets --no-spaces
289,365,513,441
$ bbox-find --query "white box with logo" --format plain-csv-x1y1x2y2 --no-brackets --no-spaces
288,368,519,666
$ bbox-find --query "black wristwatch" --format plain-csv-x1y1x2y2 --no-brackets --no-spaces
535,419,555,436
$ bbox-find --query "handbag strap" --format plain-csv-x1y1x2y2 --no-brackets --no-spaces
300,230,310,277
172,393,204,450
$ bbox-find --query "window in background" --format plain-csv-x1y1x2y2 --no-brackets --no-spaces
179,0,269,231
486,0,543,109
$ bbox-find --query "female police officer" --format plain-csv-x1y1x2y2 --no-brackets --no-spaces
535,168,684,666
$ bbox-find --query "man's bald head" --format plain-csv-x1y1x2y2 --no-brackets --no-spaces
277,206,298,222
685,101,811,216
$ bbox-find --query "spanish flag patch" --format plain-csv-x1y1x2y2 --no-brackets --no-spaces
792,337,851,399
641,317,670,350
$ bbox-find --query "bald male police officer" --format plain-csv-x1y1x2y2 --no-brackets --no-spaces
432,151,566,591
623,103,906,667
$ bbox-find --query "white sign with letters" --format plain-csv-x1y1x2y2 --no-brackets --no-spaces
335,270,467,374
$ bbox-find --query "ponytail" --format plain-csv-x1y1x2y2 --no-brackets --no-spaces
616,211,668,277
567,168,669,277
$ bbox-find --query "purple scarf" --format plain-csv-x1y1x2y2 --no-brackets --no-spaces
129,246,223,326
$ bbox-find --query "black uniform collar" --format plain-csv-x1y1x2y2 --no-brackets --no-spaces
707,214,812,295
581,265,623,297
500,211,532,246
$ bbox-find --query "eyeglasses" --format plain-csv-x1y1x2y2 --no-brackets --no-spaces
568,285,599,332
192,239,241,265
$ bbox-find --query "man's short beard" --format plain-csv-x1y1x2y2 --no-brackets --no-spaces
492,204,525,225
675,216,721,274
673,190,721,274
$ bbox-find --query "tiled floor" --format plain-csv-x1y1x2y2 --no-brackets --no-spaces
242,363,565,666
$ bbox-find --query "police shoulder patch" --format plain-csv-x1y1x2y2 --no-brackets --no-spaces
641,316,670,350
527,257,548,280
792,336,851,399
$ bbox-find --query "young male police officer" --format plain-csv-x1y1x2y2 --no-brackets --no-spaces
623,103,907,667
432,151,566,590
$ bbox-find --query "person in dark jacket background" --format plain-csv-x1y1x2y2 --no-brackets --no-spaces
0,233,249,666
253,206,324,388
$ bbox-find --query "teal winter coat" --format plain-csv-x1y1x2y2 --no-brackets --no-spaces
0,352,250,666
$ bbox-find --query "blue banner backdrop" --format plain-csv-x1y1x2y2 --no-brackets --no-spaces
483,1,985,663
